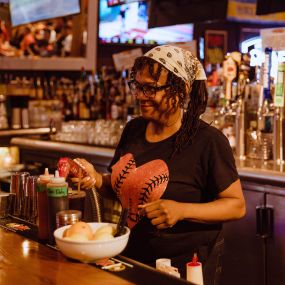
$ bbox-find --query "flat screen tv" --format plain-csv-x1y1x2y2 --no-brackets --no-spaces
148,0,228,28
99,0,193,45
9,0,80,27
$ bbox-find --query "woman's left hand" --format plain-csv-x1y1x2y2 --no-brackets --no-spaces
139,199,183,229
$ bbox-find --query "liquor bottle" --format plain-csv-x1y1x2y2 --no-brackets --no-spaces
104,78,112,120
78,88,90,120
273,62,285,163
126,106,135,122
62,83,73,121
235,53,250,160
72,85,79,120
35,76,44,100
259,47,274,134
96,70,107,119
90,83,101,120
246,121,259,159
248,66,262,113
43,78,51,100
0,93,8,129
274,62,285,108
0,74,8,129
111,95,123,120
88,71,98,120
49,77,57,99
237,53,251,99
80,66,87,83
78,67,88,120
258,47,274,160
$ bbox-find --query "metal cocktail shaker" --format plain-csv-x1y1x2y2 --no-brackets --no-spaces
10,172,30,217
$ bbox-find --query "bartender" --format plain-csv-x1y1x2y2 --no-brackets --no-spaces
75,45,246,284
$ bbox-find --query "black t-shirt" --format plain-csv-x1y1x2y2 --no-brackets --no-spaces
108,116,239,266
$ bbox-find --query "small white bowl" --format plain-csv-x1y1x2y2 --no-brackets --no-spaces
54,222,130,262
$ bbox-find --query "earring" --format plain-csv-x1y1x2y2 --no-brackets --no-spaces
179,93,186,109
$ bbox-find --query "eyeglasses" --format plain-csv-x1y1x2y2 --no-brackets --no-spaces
127,80,172,98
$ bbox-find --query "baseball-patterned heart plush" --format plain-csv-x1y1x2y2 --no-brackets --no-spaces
111,153,169,229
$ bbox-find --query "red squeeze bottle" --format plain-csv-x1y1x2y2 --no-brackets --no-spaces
186,253,204,285
57,157,71,178
37,168,54,241
57,157,88,178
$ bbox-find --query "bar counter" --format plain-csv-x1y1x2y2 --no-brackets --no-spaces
6,137,285,285
0,225,191,285
11,137,114,158
10,137,285,187
0,226,133,285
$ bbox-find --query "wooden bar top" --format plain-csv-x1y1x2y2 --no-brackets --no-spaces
0,225,191,285
0,226,134,285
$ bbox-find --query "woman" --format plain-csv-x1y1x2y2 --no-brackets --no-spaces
76,45,246,284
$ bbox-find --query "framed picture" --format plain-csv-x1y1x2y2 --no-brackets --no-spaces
205,30,228,66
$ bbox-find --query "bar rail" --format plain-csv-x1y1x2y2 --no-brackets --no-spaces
11,137,114,158
0,127,56,137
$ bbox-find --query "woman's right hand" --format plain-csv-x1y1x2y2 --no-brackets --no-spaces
71,158,102,190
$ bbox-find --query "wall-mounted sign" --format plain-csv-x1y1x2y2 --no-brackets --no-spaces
170,40,197,57
260,27,285,51
112,48,143,71
205,30,227,66
227,0,285,24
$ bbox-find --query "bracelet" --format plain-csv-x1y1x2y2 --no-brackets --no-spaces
101,173,111,189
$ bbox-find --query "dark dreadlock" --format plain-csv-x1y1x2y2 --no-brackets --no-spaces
130,56,208,158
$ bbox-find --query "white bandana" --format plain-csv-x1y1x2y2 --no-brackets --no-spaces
144,45,207,89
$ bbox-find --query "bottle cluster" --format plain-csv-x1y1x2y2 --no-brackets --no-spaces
0,66,140,130
204,48,285,161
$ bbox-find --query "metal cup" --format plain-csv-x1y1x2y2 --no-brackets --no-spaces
25,176,38,223
10,172,29,217
56,209,82,229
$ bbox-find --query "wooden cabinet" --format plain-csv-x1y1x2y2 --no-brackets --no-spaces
267,194,285,285
221,183,285,285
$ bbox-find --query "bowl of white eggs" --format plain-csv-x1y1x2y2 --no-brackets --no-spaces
54,222,130,262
